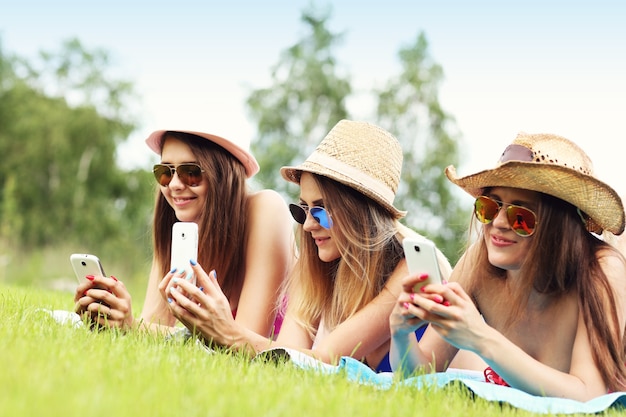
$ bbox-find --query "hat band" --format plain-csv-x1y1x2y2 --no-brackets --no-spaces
306,152,396,205
499,144,533,163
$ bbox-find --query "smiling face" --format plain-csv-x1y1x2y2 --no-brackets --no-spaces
299,172,341,262
159,136,207,223
481,187,540,272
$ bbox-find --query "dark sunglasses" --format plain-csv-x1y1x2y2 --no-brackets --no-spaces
288,204,333,229
474,196,538,237
152,163,204,187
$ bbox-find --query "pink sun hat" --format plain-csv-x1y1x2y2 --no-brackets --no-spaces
145,129,260,178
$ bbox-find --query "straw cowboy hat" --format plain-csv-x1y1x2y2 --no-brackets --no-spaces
280,119,406,219
145,129,259,178
445,132,625,235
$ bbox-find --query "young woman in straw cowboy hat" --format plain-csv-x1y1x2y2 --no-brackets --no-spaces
161,119,452,371
74,129,294,338
390,132,626,400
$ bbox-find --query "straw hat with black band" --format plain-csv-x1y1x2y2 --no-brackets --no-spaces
280,119,406,219
445,132,625,235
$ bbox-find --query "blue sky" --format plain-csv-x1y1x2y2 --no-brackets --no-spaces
2,0,625,196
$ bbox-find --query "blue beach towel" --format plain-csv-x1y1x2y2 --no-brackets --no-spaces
256,347,626,415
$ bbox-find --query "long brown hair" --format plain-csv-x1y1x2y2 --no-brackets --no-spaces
152,131,249,299
286,174,404,339
465,189,626,391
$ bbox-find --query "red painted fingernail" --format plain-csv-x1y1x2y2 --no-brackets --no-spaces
443,301,451,307
419,273,429,280
420,286,426,292
110,276,118,282
403,302,410,309
409,293,415,301
86,275,95,281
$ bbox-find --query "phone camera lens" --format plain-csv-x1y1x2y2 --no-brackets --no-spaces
414,245,421,252
81,261,87,266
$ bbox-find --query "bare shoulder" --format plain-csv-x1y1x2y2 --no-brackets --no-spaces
246,190,293,240
247,189,290,213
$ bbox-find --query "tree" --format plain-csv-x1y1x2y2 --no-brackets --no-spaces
375,33,468,261
0,38,154,268
246,5,350,197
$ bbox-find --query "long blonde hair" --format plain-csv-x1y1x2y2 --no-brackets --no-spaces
286,174,404,340
152,131,249,299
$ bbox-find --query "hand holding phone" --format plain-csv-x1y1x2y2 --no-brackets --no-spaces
402,237,443,293
70,253,111,308
170,222,199,284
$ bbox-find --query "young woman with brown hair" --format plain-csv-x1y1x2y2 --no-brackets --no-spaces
390,132,626,400
74,128,294,338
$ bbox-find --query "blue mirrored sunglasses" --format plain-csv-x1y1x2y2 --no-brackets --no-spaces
288,204,333,229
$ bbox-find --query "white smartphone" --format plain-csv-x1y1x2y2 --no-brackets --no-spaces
170,222,199,284
70,253,106,283
402,237,443,292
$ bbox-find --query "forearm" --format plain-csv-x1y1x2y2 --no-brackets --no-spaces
478,327,605,401
390,330,431,377
139,302,177,331
213,325,275,356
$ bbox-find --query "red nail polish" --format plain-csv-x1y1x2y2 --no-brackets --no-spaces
86,275,95,281
409,293,415,301
403,302,410,309
443,301,451,307
419,273,429,280
110,276,118,282
420,286,426,292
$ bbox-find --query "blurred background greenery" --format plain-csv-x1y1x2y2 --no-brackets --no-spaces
0,6,469,303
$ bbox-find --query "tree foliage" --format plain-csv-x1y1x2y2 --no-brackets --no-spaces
247,5,350,196
0,38,154,274
374,33,469,260
247,8,467,262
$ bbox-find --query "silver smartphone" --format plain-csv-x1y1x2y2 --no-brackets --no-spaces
170,222,199,284
402,237,443,292
70,253,106,283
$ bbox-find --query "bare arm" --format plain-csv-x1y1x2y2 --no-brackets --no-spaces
233,190,295,337
389,242,457,375
389,270,459,376
158,190,294,350
405,251,626,401
481,252,626,400
138,260,178,330
167,258,405,368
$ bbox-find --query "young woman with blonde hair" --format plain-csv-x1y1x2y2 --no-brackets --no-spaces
162,120,452,371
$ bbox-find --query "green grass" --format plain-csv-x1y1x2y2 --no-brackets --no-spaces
1,284,621,417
